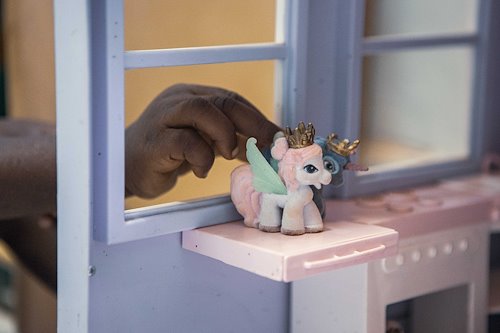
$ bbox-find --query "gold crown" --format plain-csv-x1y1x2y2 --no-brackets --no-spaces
285,122,315,149
326,133,360,156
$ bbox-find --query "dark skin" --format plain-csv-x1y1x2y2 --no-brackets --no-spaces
126,84,280,198
0,119,56,219
0,119,57,290
0,83,281,291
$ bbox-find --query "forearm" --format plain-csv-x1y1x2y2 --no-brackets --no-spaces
0,135,56,219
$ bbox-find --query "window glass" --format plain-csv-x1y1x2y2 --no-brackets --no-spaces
359,47,474,173
364,0,478,37
125,0,276,50
125,61,276,209
123,0,277,210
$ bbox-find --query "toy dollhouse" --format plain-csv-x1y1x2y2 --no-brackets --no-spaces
54,0,500,332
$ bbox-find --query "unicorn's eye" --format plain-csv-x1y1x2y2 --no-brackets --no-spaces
304,164,318,174
323,159,340,174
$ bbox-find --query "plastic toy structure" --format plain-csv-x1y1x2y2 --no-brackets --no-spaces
230,122,367,235
262,130,367,216
316,133,368,185
230,122,332,235
312,133,368,216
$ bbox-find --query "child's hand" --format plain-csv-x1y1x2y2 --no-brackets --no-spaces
125,84,281,198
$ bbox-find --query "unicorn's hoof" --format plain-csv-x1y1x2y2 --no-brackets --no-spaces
243,220,259,229
281,228,305,236
259,225,281,233
305,225,323,233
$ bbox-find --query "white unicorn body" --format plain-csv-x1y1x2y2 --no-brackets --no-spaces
231,134,331,235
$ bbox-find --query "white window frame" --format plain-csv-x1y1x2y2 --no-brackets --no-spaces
55,0,492,247
329,0,492,198
56,0,309,245
54,0,493,243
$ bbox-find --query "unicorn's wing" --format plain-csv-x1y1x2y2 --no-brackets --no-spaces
246,137,287,195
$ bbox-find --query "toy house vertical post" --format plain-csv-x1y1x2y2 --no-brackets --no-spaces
54,0,93,331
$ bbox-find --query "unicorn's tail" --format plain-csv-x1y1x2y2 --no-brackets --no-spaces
230,165,261,228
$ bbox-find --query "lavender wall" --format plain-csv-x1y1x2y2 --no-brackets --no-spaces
88,232,289,332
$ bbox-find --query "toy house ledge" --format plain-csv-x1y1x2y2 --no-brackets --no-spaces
183,174,499,283
182,218,398,282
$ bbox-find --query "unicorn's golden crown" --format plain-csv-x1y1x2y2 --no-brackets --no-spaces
285,122,315,149
326,133,360,157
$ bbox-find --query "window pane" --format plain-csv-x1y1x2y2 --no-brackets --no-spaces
359,47,474,173
364,0,478,37
124,61,276,209
125,0,276,50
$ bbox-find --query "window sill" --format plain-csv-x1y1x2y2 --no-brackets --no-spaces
182,174,500,282
182,220,398,282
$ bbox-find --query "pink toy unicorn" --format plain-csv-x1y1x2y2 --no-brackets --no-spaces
231,123,331,235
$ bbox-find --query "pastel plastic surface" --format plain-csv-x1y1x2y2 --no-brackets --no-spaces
183,220,398,282
325,179,496,240
183,174,500,283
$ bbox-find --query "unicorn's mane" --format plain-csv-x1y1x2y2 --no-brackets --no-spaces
278,144,322,191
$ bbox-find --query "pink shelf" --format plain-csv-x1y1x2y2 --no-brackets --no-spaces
183,175,500,282
182,220,398,282
326,182,495,240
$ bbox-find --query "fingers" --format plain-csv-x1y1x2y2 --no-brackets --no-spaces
133,83,281,195
160,84,281,150
159,97,239,160
155,128,216,179
209,97,281,147
235,133,248,161
193,85,282,145
125,127,216,198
